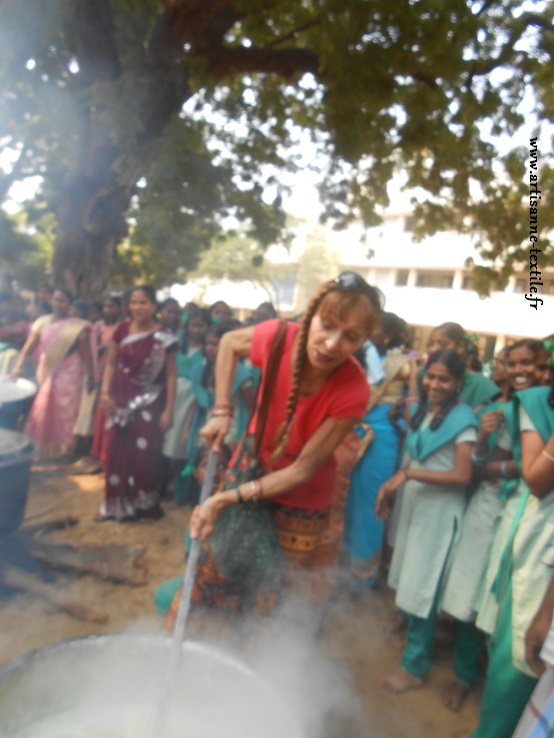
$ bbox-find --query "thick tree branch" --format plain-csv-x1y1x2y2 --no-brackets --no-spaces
203,44,321,79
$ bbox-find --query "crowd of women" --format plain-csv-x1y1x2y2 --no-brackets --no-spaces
3,270,554,737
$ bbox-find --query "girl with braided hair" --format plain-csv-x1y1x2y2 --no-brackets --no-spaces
375,349,478,693
189,272,381,609
470,341,554,738
427,322,501,410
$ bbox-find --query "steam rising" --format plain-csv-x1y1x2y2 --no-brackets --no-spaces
0,599,370,738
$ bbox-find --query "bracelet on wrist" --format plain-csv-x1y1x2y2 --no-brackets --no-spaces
211,409,233,418
236,487,245,504
542,448,554,464
249,479,261,502
500,461,510,479
213,403,233,412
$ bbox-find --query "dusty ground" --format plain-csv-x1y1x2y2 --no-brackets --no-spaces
0,467,483,737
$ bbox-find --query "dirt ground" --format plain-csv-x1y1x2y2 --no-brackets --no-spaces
0,467,483,737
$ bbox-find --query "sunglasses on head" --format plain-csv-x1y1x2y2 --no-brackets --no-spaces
333,272,385,312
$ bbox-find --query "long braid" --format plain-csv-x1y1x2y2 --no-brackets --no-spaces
266,282,339,468
430,392,459,430
409,383,428,430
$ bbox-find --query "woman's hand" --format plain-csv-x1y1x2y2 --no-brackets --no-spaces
480,409,504,436
159,408,173,433
200,415,232,451
375,470,407,521
525,605,552,677
189,494,224,540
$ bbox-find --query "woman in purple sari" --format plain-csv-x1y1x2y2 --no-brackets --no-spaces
96,286,177,522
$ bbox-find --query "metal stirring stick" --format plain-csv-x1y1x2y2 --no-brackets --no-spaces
154,449,217,738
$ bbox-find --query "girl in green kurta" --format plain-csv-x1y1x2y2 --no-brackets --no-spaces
440,341,541,710
161,308,210,500
375,349,478,693
471,374,554,738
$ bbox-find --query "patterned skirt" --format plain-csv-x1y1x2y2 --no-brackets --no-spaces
165,503,334,628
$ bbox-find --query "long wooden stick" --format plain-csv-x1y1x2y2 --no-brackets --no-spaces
3,565,109,624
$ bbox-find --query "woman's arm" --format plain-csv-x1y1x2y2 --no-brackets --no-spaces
473,409,504,458
522,429,554,498
9,329,40,378
78,329,95,393
159,349,177,433
405,441,474,487
200,325,256,450
100,339,118,416
191,415,359,540
526,572,554,676
375,442,474,522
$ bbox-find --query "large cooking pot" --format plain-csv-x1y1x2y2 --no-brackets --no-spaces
0,376,36,431
0,634,304,738
0,428,34,539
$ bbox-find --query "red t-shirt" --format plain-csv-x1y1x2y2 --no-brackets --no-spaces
250,319,370,510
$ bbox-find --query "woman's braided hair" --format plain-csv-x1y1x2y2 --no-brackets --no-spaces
410,349,466,432
266,278,381,467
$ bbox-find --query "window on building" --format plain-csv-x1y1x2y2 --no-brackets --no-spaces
373,268,391,287
396,269,409,286
415,271,454,289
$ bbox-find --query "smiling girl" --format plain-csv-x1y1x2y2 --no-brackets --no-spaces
375,349,478,693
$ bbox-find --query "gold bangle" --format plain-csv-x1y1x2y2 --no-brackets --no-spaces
542,448,554,464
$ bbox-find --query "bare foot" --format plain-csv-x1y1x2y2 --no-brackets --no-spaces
381,668,425,693
441,680,471,711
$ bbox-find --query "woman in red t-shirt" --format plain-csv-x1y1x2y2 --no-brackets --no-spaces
186,274,382,610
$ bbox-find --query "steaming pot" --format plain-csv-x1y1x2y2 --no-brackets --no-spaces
0,634,304,738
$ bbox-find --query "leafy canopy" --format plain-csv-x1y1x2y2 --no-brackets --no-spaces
0,0,552,295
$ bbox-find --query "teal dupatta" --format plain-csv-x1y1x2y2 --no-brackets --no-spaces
405,403,478,462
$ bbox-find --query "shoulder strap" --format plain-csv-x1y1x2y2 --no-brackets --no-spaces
254,320,288,456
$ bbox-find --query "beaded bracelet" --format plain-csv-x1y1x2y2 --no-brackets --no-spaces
212,403,233,412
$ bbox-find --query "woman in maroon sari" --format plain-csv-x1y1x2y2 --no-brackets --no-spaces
96,286,177,522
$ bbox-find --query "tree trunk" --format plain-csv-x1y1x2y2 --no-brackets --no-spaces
51,167,132,299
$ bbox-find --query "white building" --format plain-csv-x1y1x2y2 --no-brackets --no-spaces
171,210,553,356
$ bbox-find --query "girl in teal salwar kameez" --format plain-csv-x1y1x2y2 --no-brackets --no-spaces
376,349,478,693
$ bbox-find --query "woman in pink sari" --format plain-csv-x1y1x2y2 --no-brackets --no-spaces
11,289,94,459
96,286,177,522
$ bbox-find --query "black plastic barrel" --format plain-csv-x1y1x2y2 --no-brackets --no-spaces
0,429,34,539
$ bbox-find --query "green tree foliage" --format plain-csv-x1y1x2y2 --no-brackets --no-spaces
0,0,552,296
